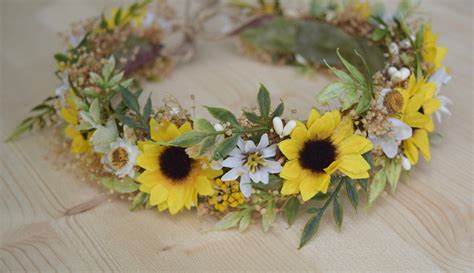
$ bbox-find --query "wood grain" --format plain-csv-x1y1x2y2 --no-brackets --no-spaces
0,0,473,272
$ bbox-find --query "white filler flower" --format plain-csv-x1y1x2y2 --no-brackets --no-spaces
102,138,140,178
429,67,452,123
369,118,412,158
221,134,282,197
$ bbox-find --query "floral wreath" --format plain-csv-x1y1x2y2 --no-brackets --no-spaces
7,0,452,248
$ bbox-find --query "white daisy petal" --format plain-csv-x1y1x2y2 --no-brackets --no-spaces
381,139,399,158
237,137,246,150
249,170,260,183
244,139,257,153
261,144,277,158
257,133,269,150
263,160,282,173
222,167,241,181
222,156,243,168
259,170,269,184
239,175,252,197
389,118,412,141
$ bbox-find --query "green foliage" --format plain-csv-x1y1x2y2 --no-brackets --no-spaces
116,87,152,135
253,175,282,191
386,157,402,192
368,168,387,206
5,96,57,142
129,192,149,211
244,84,284,130
345,180,359,211
101,177,140,193
262,200,277,232
332,195,343,230
284,196,300,227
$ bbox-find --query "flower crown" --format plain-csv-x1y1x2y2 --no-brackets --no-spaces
7,0,451,248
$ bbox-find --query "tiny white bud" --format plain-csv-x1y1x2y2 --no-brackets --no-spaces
295,54,307,65
214,123,224,131
389,42,399,55
400,67,411,81
272,117,284,137
399,39,412,49
391,71,403,83
401,156,411,171
388,66,398,77
282,120,297,137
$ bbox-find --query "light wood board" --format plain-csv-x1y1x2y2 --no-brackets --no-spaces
0,0,473,272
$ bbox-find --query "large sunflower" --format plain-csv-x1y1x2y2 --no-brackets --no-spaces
136,119,222,214
399,76,441,165
278,109,373,201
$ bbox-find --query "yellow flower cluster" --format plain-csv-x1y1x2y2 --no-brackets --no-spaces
208,179,245,212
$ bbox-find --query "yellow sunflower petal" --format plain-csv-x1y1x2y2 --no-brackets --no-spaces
158,202,168,212
149,118,161,141
403,112,431,128
423,98,441,115
306,108,321,128
403,139,419,165
281,178,301,196
324,160,339,175
300,173,330,201
279,139,301,160
280,159,302,179
136,170,160,189
338,135,373,155
164,122,181,141
149,184,169,206
168,187,185,215
331,116,354,144
338,155,370,179
183,182,195,209
202,166,223,179
309,110,340,140
179,122,193,134
136,152,159,171
60,108,78,125
290,126,310,143
412,129,431,161
196,176,214,196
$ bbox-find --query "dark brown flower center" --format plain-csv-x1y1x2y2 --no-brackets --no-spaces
111,147,129,169
299,139,337,173
159,147,195,181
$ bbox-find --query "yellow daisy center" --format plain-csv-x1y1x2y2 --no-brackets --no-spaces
299,139,337,173
245,152,266,172
383,90,404,114
159,146,195,182
111,147,129,169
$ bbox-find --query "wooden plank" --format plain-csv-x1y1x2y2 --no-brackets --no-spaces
0,0,472,271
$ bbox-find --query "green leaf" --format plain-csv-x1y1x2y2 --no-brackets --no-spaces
355,91,371,115
199,136,217,155
212,211,243,231
5,118,35,142
336,49,366,87
116,114,142,129
102,56,116,81
317,81,358,110
101,177,140,193
285,196,300,227
325,61,353,83
244,112,261,124
358,179,368,193
109,71,124,87
143,95,152,122
54,53,69,63
271,102,284,119
129,192,149,211
368,169,387,206
239,209,252,232
386,158,402,192
345,180,359,211
120,87,140,114
194,118,216,133
252,174,282,191
213,134,240,160
299,210,323,248
89,98,101,124
257,84,271,118
311,192,330,201
332,196,343,230
372,28,388,41
205,106,240,128
166,131,209,147
262,200,276,232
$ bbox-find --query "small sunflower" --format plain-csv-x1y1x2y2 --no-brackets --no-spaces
278,109,373,201
399,76,441,165
136,119,222,215
422,25,447,74
60,92,90,154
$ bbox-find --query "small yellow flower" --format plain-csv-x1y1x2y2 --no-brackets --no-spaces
399,76,441,165
136,119,223,215
353,1,371,19
422,25,448,74
208,179,245,212
279,109,373,201
60,92,90,154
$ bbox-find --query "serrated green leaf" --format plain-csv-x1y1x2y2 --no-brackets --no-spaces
205,106,240,128
213,134,240,160
212,211,243,231
130,192,149,211
299,210,323,248
368,169,387,206
285,196,300,227
166,131,209,147
345,180,359,211
239,209,252,232
257,84,271,118
262,200,276,232
332,196,343,230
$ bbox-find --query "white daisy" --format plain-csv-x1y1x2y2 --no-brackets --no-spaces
429,67,452,123
369,118,412,158
101,138,140,178
221,134,282,197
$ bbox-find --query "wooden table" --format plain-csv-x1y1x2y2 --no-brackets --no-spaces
1,0,472,272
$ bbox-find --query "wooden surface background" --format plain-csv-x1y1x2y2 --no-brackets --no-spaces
1,0,473,272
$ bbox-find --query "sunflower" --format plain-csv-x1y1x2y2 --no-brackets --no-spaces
278,109,373,201
399,76,441,165
136,119,222,215
60,92,90,154
421,25,447,74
